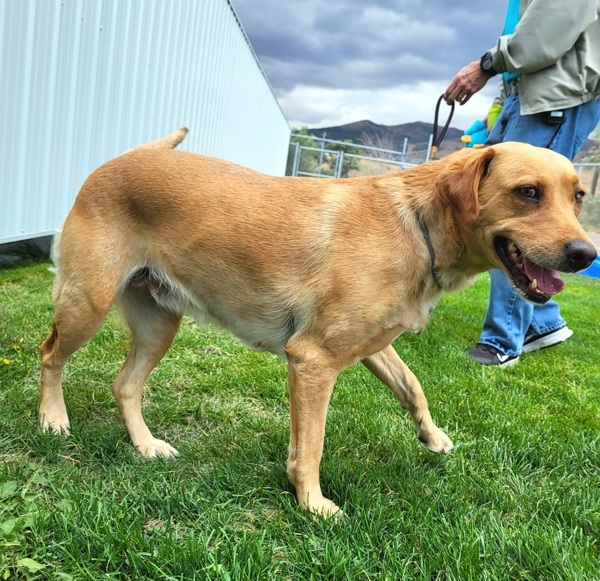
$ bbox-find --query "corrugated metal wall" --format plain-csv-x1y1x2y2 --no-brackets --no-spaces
0,0,290,244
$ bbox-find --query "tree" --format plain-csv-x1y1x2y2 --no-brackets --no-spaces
582,135,600,196
287,127,362,177
584,141,600,163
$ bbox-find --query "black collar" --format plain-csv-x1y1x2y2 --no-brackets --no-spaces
418,215,442,289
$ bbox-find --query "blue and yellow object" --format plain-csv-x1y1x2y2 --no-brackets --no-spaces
461,119,487,148
461,103,504,148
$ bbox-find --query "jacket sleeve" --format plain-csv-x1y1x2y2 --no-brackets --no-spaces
489,0,599,74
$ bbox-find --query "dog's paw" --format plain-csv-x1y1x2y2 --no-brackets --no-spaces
299,492,343,518
307,498,343,519
416,424,454,454
137,438,179,458
39,412,70,436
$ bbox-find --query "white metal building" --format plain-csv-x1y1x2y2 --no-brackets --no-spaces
0,0,290,244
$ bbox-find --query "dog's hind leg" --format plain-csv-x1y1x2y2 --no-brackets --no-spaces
39,274,117,434
112,284,182,458
362,345,453,454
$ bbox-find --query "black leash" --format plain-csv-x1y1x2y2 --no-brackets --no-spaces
544,123,563,149
416,94,454,289
430,94,455,160
418,215,442,289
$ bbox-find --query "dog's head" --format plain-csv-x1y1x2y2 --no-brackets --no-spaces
436,142,597,304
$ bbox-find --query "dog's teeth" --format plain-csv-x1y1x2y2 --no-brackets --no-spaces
531,279,538,289
508,242,517,252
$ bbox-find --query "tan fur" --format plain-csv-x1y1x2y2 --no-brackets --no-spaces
40,129,595,515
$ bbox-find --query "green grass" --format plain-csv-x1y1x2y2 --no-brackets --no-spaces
1,262,599,580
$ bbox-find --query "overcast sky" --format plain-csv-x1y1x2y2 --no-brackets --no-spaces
233,0,508,130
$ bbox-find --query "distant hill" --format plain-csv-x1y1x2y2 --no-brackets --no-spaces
306,119,595,161
307,120,464,160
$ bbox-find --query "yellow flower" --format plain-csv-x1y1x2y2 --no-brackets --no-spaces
3,359,11,365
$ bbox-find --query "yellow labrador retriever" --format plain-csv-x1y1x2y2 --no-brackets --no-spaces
40,129,596,515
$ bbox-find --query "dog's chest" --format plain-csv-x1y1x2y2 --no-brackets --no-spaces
355,293,440,359
400,294,440,334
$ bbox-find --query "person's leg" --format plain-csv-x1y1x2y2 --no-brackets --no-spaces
547,99,600,160
522,311,572,353
477,95,561,360
521,99,600,348
473,97,600,363
487,96,600,156
479,269,532,357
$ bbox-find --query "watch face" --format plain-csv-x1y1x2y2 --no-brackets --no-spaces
481,53,494,73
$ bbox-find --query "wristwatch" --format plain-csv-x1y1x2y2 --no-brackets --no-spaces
480,52,498,77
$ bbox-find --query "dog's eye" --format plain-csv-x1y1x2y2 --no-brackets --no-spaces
517,186,539,201
574,190,586,204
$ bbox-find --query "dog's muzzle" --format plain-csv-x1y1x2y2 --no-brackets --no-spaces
493,236,596,305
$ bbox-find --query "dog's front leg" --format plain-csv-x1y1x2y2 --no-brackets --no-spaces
285,342,341,516
362,345,453,454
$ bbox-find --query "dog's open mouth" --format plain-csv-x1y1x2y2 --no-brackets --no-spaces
494,236,565,304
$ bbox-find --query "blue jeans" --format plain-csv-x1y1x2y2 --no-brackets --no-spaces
480,94,600,356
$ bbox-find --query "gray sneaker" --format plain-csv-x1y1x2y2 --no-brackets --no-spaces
522,326,573,353
467,344,519,368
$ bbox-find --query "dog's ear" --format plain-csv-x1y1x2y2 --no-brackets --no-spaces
435,147,495,227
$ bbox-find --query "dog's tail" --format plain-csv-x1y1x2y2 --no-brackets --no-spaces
122,127,189,154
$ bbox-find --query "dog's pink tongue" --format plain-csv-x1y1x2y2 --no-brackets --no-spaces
523,257,566,295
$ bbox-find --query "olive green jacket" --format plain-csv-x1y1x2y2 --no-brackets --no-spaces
489,0,600,114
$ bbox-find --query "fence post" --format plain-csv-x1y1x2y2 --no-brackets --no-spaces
318,131,327,176
425,134,434,162
335,151,345,178
292,141,301,176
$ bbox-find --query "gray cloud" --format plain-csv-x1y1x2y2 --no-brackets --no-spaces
233,0,507,127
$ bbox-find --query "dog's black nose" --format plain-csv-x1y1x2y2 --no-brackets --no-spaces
564,240,597,271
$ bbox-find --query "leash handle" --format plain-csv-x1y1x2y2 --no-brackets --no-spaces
430,94,455,160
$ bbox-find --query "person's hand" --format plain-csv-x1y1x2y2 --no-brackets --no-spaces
444,61,492,105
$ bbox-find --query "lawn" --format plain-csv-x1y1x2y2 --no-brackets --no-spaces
1,261,598,580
